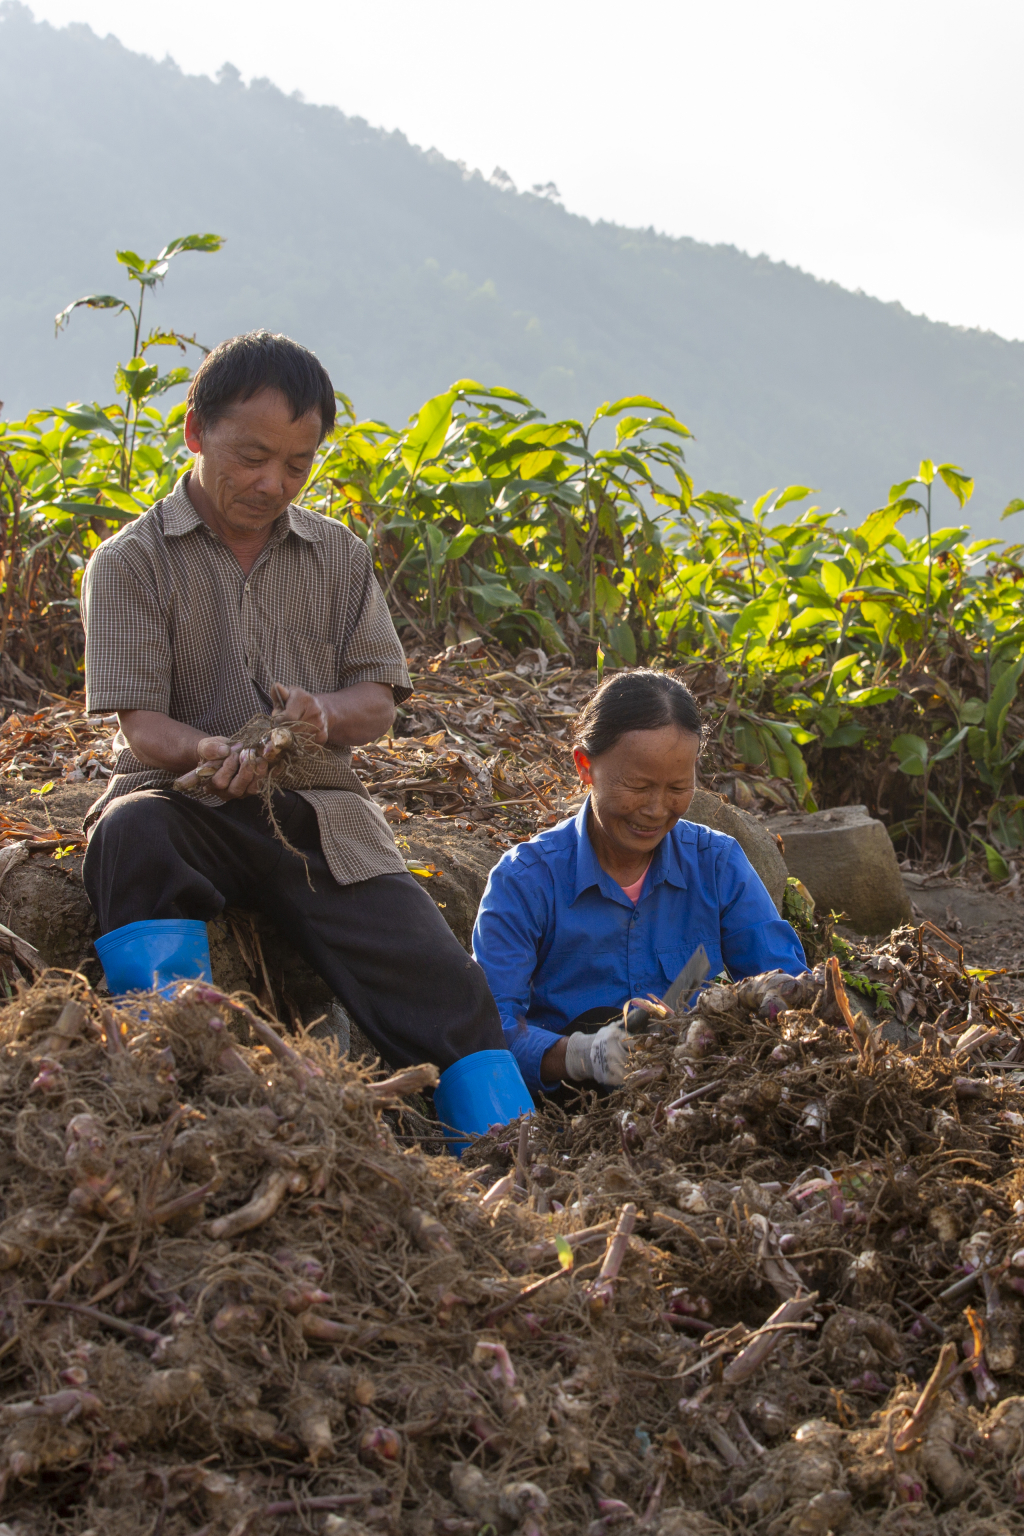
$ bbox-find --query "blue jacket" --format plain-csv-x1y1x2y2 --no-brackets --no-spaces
472,798,806,1092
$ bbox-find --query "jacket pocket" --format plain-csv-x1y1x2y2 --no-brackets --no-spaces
657,948,689,987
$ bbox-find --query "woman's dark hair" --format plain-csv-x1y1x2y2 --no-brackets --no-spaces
187,330,337,442
571,669,703,758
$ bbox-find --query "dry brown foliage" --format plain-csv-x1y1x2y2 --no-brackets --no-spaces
0,939,1022,1532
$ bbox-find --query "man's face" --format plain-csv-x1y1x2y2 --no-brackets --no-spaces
184,388,322,538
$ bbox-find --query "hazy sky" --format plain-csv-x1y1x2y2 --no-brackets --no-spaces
23,0,1024,341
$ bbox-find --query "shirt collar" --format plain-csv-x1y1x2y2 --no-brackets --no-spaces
569,795,688,906
161,473,320,544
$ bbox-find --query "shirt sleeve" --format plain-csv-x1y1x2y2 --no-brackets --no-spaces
472,853,563,1095
337,535,412,704
80,542,173,715
717,840,808,977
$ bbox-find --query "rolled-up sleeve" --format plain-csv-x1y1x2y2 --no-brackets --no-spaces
473,854,564,1094
717,841,807,976
81,545,172,715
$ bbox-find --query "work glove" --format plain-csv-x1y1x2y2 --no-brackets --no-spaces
564,1021,632,1086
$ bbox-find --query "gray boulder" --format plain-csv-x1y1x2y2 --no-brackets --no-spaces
684,788,788,912
770,804,912,935
902,876,1008,933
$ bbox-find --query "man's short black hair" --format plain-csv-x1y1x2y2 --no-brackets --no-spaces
187,330,337,442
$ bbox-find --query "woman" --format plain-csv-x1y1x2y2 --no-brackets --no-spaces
472,669,806,1094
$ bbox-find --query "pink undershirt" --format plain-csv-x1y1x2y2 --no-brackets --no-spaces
619,868,649,904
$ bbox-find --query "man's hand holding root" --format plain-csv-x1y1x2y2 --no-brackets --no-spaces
125,681,395,802
269,682,329,745
191,735,271,799
181,687,326,800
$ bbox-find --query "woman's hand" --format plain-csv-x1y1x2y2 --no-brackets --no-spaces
563,1022,633,1086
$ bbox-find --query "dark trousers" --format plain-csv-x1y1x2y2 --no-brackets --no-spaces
82,789,504,1072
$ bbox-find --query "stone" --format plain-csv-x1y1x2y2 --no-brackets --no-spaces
902,877,1011,934
770,804,912,936
400,815,504,949
684,788,788,912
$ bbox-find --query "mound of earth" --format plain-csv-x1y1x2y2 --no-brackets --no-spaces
0,943,1022,1532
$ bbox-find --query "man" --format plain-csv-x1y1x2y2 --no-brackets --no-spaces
81,330,532,1136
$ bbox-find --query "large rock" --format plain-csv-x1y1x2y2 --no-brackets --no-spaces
684,788,788,912
400,815,504,948
903,876,1009,933
770,804,912,935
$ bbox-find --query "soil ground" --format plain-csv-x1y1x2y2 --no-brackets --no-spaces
3,779,1023,1021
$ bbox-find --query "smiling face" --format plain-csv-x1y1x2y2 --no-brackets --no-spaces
574,725,700,871
183,388,323,543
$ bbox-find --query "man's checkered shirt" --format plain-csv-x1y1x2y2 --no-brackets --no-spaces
80,474,412,885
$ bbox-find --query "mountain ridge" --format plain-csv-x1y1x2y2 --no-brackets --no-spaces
2,0,1022,534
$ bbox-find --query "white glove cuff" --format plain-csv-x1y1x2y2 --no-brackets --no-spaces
564,1031,593,1083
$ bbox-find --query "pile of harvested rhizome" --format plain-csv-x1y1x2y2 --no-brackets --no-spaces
3,935,1024,1535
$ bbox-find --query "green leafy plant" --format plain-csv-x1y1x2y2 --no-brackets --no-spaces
54,233,222,491
3,237,1024,877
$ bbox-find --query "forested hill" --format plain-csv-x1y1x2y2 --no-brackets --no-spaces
2,0,1023,534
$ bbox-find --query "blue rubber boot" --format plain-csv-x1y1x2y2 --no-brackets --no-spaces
433,1049,534,1155
94,919,213,998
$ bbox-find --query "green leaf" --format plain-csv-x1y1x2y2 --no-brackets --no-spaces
774,485,817,511
918,459,936,485
931,725,971,763
759,719,815,806
985,655,1024,752
983,841,1010,882
819,561,845,600
554,1235,574,1271
607,617,637,665
820,723,867,749
858,503,907,551
1001,498,1024,521
845,685,899,707
142,329,188,350
153,367,191,396
54,294,130,334
444,524,485,562
936,463,973,507
50,405,122,438
827,653,859,689
401,389,457,475
158,233,225,259
97,486,147,514
117,252,169,286
892,733,929,775
886,496,925,519
115,358,160,402
591,395,672,424
888,477,918,502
